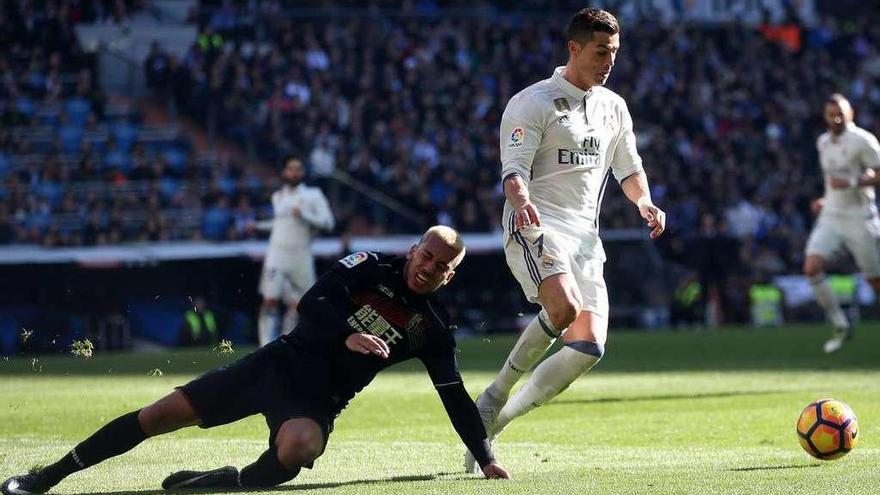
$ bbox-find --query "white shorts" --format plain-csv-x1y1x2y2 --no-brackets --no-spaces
259,260,316,303
504,225,609,318
805,214,880,278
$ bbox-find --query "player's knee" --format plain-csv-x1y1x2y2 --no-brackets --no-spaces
566,340,605,360
803,258,823,278
564,341,604,375
275,421,324,468
546,298,579,329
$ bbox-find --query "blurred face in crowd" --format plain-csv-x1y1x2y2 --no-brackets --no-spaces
824,99,853,135
404,233,464,294
282,158,304,186
567,31,619,89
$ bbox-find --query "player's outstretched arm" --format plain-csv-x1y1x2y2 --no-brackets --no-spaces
422,352,509,478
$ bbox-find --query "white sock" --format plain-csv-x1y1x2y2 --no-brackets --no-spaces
258,307,280,346
494,342,602,434
485,310,560,400
809,274,849,329
281,308,299,336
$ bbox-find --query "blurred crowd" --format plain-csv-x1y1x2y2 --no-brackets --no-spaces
4,0,880,282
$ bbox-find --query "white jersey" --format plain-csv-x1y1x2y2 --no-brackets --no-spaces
265,183,334,266
817,123,880,218
500,66,643,241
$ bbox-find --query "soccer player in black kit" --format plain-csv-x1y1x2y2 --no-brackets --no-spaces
2,226,508,495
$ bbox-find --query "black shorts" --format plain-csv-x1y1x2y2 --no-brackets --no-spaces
177,340,336,463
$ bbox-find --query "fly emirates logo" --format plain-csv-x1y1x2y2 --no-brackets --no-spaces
347,304,404,346
558,135,601,167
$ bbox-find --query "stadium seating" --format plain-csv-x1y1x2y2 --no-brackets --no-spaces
4,1,880,281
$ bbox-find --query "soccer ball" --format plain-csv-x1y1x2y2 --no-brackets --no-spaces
796,398,859,460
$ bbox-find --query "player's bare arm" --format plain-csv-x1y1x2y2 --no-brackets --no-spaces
503,174,540,230
621,171,666,239
829,168,879,189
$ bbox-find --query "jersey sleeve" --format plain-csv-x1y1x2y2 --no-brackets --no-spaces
500,94,545,183
299,189,335,231
860,132,880,169
610,99,644,182
419,332,461,387
419,334,496,469
270,190,282,216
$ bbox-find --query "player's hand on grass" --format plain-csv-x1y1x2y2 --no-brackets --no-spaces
638,200,666,239
345,333,389,359
481,462,510,479
513,202,540,230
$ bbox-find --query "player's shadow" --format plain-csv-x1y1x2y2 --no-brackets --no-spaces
728,464,822,472
68,472,470,495
547,389,787,406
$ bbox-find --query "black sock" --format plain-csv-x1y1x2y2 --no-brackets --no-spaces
40,410,147,486
238,446,300,488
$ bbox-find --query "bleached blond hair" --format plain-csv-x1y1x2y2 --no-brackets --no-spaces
421,225,466,260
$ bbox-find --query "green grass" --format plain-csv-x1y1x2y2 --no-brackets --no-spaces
1,323,879,494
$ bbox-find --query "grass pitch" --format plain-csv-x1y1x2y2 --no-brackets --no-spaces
1,323,879,494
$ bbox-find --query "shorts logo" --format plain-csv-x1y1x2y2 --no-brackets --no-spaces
339,251,369,268
508,127,525,148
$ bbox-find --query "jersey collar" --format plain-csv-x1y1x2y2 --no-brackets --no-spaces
551,66,593,100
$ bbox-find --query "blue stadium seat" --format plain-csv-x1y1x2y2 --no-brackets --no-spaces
64,98,92,127
104,148,131,171
15,97,35,118
202,206,231,240
58,124,83,153
113,122,139,152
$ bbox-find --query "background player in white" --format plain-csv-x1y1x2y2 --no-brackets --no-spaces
258,156,334,346
464,8,666,472
804,93,880,353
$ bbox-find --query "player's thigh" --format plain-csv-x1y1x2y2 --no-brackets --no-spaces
805,221,842,266
537,272,583,317
281,261,316,305
260,265,285,300
570,256,608,319
176,341,291,429
504,225,577,305
842,218,880,278
562,310,609,346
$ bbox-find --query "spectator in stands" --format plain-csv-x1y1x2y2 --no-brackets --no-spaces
178,296,220,347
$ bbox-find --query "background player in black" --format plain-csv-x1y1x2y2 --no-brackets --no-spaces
1,226,508,495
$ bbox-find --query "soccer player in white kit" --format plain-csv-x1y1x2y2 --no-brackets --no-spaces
464,8,666,472
258,156,335,346
804,94,880,353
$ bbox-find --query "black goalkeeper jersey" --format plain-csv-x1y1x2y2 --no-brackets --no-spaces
281,251,494,467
